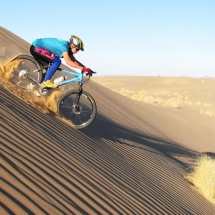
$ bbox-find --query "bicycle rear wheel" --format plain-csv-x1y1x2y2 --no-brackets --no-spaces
57,90,97,129
11,55,43,90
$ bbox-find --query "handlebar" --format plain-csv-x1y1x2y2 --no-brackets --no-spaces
81,70,96,76
82,70,96,84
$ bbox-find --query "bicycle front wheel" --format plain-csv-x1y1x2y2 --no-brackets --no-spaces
11,55,43,90
57,90,97,129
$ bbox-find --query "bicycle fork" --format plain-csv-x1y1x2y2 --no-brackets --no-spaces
73,83,83,114
75,83,83,103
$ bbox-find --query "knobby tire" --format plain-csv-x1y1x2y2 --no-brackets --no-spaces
12,55,43,85
57,89,97,129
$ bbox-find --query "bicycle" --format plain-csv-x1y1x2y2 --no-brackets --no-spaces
11,55,97,129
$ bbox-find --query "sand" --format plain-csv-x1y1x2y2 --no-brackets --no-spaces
1,26,215,214
93,76,215,117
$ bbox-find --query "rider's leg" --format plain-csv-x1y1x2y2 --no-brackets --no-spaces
44,56,61,81
30,45,52,66
42,56,61,88
30,45,53,81
30,46,60,88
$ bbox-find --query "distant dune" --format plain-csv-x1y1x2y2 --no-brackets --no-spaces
1,26,215,214
93,76,215,118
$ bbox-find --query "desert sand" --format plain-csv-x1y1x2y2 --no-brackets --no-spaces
1,26,215,214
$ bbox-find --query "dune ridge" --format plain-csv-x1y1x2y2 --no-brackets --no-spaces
1,26,215,214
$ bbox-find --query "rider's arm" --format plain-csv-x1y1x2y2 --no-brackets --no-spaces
63,52,85,69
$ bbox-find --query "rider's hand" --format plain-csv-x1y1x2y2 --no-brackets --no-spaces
86,70,93,76
82,67,94,76
82,67,91,73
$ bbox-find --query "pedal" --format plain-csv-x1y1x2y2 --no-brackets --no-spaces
39,87,48,95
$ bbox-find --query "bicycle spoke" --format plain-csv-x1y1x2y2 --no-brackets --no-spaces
58,90,97,129
11,55,43,91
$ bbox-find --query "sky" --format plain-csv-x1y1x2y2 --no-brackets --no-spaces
1,0,215,77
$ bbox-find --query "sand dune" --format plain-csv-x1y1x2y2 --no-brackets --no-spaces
93,76,215,117
1,26,215,214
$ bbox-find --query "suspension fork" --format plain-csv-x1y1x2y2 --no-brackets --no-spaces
75,82,83,104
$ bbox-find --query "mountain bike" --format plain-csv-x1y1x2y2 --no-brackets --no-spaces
11,55,97,129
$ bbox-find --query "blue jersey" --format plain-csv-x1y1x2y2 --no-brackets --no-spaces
32,38,69,58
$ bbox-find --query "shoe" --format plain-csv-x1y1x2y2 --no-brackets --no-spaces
42,80,58,88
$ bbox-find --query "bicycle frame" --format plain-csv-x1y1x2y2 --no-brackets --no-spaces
57,68,84,86
24,66,85,97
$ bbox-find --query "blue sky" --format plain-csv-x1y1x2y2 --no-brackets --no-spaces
1,0,215,77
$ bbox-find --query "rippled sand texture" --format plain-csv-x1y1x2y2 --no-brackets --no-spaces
1,26,215,214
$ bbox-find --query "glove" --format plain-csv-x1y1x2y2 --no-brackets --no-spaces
82,67,91,73
86,69,93,76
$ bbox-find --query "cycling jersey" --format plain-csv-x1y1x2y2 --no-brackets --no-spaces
32,38,69,58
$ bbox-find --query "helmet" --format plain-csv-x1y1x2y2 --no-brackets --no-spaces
70,35,84,51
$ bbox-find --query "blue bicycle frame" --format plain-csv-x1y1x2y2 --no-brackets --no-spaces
57,68,84,86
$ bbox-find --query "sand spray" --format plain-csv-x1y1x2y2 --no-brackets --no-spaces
0,56,75,128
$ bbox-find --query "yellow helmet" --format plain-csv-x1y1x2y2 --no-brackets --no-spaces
70,35,84,51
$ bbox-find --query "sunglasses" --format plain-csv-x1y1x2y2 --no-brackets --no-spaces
71,45,80,52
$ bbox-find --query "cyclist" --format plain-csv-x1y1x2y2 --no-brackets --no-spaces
30,35,92,88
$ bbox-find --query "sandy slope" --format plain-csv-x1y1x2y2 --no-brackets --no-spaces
1,26,215,214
